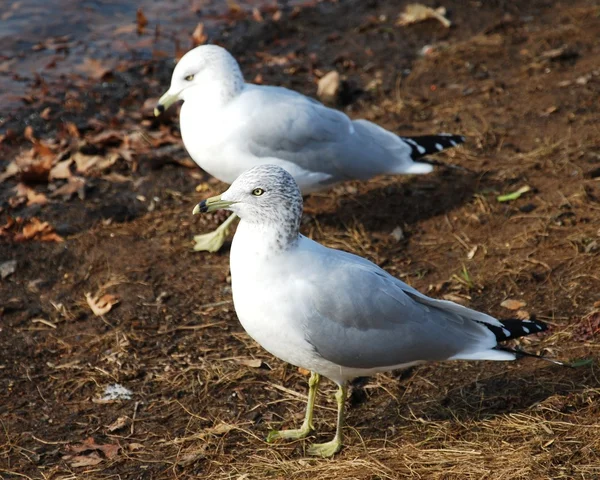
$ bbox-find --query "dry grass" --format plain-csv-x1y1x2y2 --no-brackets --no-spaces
3,0,600,479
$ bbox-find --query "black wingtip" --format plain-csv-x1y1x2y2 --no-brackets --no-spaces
484,318,548,343
400,133,466,159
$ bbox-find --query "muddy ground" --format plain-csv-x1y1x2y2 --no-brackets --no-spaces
2,0,600,478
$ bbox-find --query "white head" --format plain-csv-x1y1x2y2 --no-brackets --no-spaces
154,45,244,115
193,165,304,247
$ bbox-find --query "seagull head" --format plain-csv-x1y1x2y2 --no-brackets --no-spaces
154,45,244,116
193,164,303,231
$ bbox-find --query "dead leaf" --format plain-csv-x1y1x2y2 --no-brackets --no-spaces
209,423,235,435
136,8,148,34
24,126,36,143
14,218,63,243
66,453,104,468
442,293,470,306
103,172,131,183
72,152,100,173
50,176,86,199
397,4,451,28
252,8,264,22
63,437,121,467
176,449,206,467
192,23,207,46
76,57,112,80
88,130,124,146
49,159,73,180
106,416,129,433
0,162,21,182
65,122,80,139
14,183,48,206
127,443,144,452
86,292,120,316
500,299,527,310
298,367,311,376
236,358,263,368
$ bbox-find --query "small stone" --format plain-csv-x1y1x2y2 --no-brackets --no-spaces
317,70,341,104
390,226,405,242
0,260,17,279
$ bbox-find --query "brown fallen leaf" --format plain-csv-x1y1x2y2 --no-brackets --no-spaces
14,183,48,206
49,159,73,180
106,416,129,433
50,176,86,199
20,155,54,184
397,3,451,28
86,292,120,316
88,130,124,146
298,367,311,376
500,299,527,311
64,122,81,139
72,152,101,173
0,161,21,182
236,358,263,368
63,437,121,468
14,218,63,243
40,107,51,120
192,23,207,46
66,452,104,468
252,8,264,22
442,293,470,306
24,125,36,143
136,8,148,34
76,57,112,80
0,217,16,238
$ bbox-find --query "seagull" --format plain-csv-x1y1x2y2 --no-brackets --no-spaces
156,44,465,252
192,164,558,457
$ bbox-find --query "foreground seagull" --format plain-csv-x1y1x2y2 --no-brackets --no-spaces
193,164,554,457
156,44,464,252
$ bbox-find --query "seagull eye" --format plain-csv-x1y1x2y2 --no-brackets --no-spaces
184,74,194,81
252,188,265,196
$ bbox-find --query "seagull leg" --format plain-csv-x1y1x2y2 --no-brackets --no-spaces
193,213,238,252
267,371,321,442
307,382,346,457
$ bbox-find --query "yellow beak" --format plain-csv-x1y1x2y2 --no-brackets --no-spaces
192,194,237,214
154,90,179,116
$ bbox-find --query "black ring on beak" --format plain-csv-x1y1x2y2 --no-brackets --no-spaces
198,199,208,213
155,103,165,114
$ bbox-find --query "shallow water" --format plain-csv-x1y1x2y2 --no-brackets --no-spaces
0,0,295,111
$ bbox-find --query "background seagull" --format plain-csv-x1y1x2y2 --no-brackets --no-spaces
156,45,465,252
193,164,559,457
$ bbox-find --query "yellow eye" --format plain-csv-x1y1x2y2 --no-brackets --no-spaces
252,188,265,196
184,74,194,81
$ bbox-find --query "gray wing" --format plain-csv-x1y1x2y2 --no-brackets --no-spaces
237,87,412,183
295,244,499,369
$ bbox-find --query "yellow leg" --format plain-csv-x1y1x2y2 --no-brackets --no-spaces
267,372,321,442
193,213,238,252
306,382,346,457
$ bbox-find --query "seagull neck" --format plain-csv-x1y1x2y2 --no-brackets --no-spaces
233,219,300,256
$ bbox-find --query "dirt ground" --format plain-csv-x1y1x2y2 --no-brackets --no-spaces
2,0,600,478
